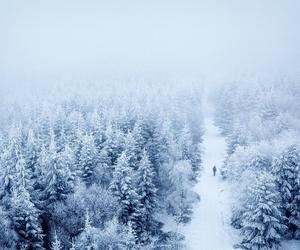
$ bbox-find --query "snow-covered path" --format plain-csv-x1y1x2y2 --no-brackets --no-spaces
183,109,238,250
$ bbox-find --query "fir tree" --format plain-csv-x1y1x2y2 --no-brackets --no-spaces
0,206,18,250
24,129,39,175
0,127,23,201
51,231,62,250
74,211,99,250
42,133,74,205
124,132,140,170
248,155,271,172
190,142,202,180
11,187,44,249
79,134,97,186
148,123,162,170
69,241,76,250
110,153,142,241
239,172,286,250
14,153,33,193
274,145,300,237
0,144,17,202
226,123,248,155
178,123,193,161
89,110,105,148
137,149,158,240
103,125,125,165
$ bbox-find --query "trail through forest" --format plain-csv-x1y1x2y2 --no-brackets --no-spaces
183,101,238,250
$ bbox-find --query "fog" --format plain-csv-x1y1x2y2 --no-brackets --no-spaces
1,0,300,85
1,3,300,249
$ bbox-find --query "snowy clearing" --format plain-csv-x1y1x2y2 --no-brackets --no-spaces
183,110,239,250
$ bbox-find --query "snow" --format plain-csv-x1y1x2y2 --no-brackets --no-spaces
281,240,300,250
183,103,239,250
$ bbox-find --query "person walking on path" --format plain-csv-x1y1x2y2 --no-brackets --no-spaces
213,165,217,176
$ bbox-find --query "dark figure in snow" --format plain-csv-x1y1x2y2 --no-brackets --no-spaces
213,166,217,176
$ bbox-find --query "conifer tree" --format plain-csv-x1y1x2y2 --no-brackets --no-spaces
79,134,97,186
178,123,193,161
249,155,271,172
0,206,18,250
24,129,39,175
137,149,158,239
132,121,147,154
42,132,74,205
14,154,33,193
0,126,22,201
124,132,139,170
226,123,248,155
89,110,106,147
190,142,202,180
69,241,76,250
110,153,142,240
274,145,300,237
74,211,99,250
103,125,125,165
239,172,286,250
51,231,62,250
0,144,17,202
12,188,45,250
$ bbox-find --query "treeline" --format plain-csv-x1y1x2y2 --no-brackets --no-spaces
0,82,203,249
214,81,300,249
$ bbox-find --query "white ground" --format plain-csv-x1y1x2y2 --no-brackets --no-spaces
182,110,239,250
182,99,300,250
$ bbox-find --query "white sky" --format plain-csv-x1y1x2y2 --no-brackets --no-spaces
0,0,300,83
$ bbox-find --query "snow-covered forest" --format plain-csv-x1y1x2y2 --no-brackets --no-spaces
3,80,300,250
0,82,203,249
213,81,300,249
1,1,300,249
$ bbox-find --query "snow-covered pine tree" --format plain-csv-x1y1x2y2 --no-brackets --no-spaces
103,125,125,166
248,155,272,172
11,157,45,250
69,241,76,250
88,110,106,148
79,134,97,186
94,146,112,187
137,149,158,241
14,153,34,194
11,188,45,250
178,123,193,161
42,132,74,205
214,84,237,136
0,145,17,203
239,172,286,250
226,122,248,155
123,221,140,250
0,126,23,202
24,129,39,176
110,153,142,242
35,107,51,145
0,206,18,250
51,231,62,250
166,160,195,224
149,122,163,169
74,211,99,250
124,132,140,170
59,144,76,173
190,142,202,180
159,117,176,162
9,153,45,249
259,91,278,121
132,120,147,154
274,145,300,238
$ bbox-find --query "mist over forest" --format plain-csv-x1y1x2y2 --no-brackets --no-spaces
0,1,300,250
